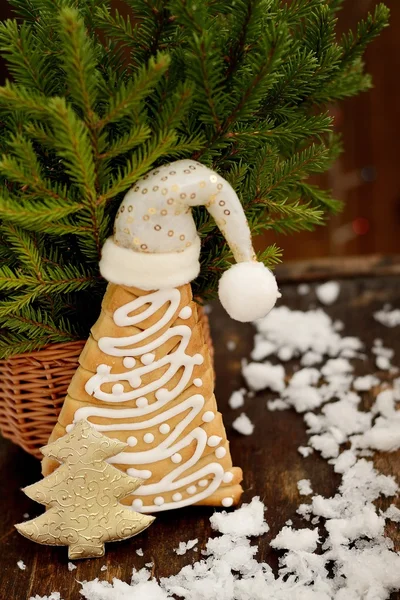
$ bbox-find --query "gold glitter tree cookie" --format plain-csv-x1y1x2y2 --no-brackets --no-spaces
16,420,154,559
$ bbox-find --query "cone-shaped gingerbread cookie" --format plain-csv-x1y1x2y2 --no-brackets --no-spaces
43,160,281,512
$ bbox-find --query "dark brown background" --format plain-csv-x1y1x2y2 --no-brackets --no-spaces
0,0,399,262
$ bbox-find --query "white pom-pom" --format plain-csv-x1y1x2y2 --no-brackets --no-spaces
218,262,281,322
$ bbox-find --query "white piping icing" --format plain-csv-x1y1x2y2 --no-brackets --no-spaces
71,287,228,512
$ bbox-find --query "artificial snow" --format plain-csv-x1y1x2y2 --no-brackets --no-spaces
270,526,319,552
298,446,313,458
383,505,400,522
227,340,237,351
297,283,310,295
253,306,362,361
267,399,289,411
210,497,269,538
228,389,245,410
353,374,379,391
175,538,198,555
17,560,26,571
232,413,254,436
67,562,77,572
100,565,108,572
297,479,313,495
30,595,61,600
374,306,400,328
242,361,285,392
372,339,395,371
316,281,340,305
136,548,144,557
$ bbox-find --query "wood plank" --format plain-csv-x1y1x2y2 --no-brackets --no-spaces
0,274,399,599
276,253,400,282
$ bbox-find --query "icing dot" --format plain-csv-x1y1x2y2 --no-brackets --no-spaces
112,383,124,396
132,499,143,510
154,496,165,506
129,376,142,388
223,472,234,483
222,497,234,507
179,306,192,320
187,486,197,495
156,388,169,402
97,364,109,375
159,423,170,434
193,378,203,387
202,411,215,423
127,436,138,447
171,453,182,463
144,433,154,444
199,479,208,487
173,493,182,502
66,424,74,433
141,353,155,365
136,397,148,408
194,354,204,365
208,435,222,447
215,447,227,459
123,357,136,369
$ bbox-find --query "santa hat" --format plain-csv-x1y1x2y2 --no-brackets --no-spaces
100,159,281,322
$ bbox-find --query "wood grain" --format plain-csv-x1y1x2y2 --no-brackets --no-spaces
1,270,399,599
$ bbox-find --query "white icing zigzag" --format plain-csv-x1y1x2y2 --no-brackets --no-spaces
71,287,232,512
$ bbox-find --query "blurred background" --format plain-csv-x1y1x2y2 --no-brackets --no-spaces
0,0,398,263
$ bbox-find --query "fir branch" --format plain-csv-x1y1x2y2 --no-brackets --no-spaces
0,197,86,235
0,305,80,351
0,333,50,359
153,81,194,132
97,53,170,129
45,97,102,260
297,181,343,213
0,265,36,291
0,20,56,95
225,113,332,146
254,198,324,230
0,83,50,119
0,291,39,318
256,243,283,268
223,0,257,80
255,143,336,201
100,131,177,201
95,6,139,49
58,7,101,124
223,24,288,127
98,125,151,161
1,223,42,275
339,3,389,68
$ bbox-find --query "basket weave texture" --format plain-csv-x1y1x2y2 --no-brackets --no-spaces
0,309,213,459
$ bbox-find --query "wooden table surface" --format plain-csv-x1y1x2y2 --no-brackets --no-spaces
1,261,399,600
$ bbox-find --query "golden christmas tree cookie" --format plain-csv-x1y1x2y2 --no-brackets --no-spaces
17,420,154,559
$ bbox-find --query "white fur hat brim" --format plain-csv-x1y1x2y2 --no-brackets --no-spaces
100,237,201,290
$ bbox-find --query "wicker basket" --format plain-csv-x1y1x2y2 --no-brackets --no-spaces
0,341,85,458
0,309,213,459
